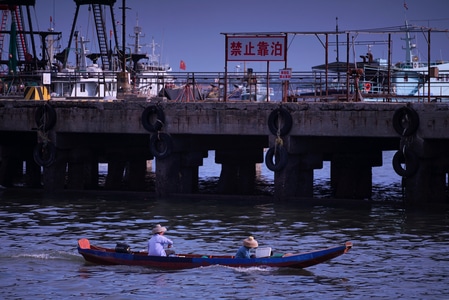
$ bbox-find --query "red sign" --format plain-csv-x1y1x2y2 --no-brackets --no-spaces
226,35,286,61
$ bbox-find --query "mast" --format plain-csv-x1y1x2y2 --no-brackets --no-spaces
148,38,160,66
401,20,416,66
129,14,143,54
335,17,339,64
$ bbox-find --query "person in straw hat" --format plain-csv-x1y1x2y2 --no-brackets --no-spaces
148,224,174,256
235,236,258,258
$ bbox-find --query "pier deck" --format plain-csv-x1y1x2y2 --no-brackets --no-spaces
0,97,448,205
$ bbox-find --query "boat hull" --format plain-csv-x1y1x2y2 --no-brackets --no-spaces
77,239,352,270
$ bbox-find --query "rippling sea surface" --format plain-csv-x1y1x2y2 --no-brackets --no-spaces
1,151,449,299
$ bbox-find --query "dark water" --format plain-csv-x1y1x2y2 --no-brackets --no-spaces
1,152,449,299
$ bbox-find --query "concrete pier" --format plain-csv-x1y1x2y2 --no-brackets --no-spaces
0,98,449,205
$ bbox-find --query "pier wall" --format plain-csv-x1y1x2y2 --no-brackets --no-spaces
1,98,449,205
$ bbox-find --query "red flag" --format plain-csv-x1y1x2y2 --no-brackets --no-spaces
180,60,186,70
403,1,408,10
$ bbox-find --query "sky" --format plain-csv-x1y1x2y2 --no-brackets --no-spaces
20,0,449,72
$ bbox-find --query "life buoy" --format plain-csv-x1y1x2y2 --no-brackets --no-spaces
149,132,173,159
33,142,56,167
364,82,371,92
265,145,288,172
392,148,419,177
268,107,293,136
35,104,57,131
392,106,419,136
142,105,165,132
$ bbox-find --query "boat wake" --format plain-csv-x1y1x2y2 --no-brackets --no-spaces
229,266,273,273
10,250,82,261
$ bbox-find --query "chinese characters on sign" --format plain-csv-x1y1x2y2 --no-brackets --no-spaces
279,68,292,80
226,35,286,61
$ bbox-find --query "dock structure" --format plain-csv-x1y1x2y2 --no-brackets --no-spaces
0,0,448,205
0,97,448,205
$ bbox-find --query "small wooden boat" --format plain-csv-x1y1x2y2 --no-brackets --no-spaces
77,238,352,270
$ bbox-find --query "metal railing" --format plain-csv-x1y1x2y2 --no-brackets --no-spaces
1,68,448,103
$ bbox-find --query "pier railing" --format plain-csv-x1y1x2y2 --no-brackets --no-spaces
1,69,448,102
135,70,449,103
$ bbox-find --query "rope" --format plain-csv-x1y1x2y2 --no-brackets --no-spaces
37,129,50,144
274,109,284,155
401,113,409,136
276,110,281,137
36,103,52,145
275,136,283,147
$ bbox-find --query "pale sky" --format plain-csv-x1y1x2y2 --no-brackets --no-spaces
18,0,449,72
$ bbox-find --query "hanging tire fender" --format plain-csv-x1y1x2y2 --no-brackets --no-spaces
149,132,173,159
392,106,419,136
268,107,293,136
33,142,56,167
142,105,165,132
35,104,57,131
392,148,419,177
265,145,288,172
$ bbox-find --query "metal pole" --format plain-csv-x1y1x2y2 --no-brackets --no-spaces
388,33,391,101
346,33,349,101
336,17,340,84
266,61,269,101
283,33,288,102
64,4,81,68
336,18,339,62
224,34,228,102
122,0,126,71
325,33,328,96
427,29,431,103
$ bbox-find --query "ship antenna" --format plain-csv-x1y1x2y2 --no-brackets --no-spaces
129,13,145,54
148,37,160,66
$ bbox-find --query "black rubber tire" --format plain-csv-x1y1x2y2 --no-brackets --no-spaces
392,106,419,136
142,105,165,132
149,132,173,159
33,142,56,167
392,149,419,177
268,107,293,136
35,104,57,131
265,145,288,172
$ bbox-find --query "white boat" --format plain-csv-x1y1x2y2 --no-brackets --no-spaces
132,38,173,99
310,21,449,101
391,21,449,98
239,84,274,101
127,19,173,99
50,15,172,100
51,36,117,99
